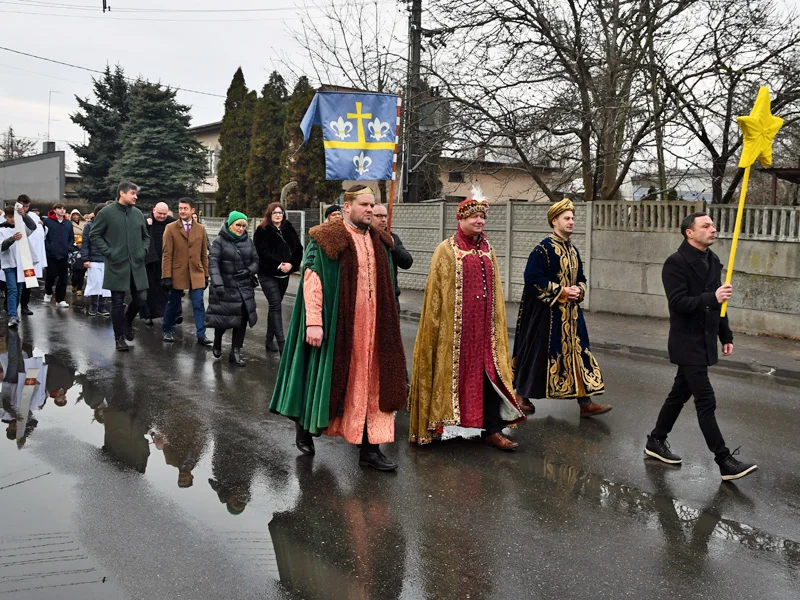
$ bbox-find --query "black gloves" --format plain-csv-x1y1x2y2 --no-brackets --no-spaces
161,277,172,289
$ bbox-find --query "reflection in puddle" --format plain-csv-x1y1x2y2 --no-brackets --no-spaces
269,460,405,600
522,452,800,569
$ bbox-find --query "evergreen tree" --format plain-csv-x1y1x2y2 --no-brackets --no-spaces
107,81,208,206
215,68,256,216
245,71,288,217
70,65,130,203
281,77,341,209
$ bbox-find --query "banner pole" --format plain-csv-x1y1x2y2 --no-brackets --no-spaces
720,164,750,318
387,92,402,233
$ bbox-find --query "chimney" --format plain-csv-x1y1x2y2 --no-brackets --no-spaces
43,141,56,153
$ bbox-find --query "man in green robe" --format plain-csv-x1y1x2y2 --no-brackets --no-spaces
270,185,407,471
88,181,150,352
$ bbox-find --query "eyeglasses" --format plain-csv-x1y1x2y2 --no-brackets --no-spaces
272,211,284,215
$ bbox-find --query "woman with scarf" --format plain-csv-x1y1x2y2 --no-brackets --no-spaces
205,212,259,366
253,202,302,354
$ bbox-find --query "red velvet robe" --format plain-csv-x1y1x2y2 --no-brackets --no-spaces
455,229,515,428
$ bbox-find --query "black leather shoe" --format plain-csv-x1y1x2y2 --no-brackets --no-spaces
197,336,213,346
124,321,135,341
277,339,285,355
359,446,398,471
229,347,245,366
20,306,33,316
295,423,315,456
115,336,129,352
162,331,174,342
212,339,222,359
265,338,279,352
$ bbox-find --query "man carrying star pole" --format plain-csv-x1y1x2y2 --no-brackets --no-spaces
512,199,611,416
408,191,525,449
269,185,407,471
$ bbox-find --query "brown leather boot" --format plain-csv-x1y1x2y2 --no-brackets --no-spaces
580,402,612,417
485,432,519,451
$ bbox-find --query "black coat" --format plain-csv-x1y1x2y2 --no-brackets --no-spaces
43,212,75,259
205,225,259,330
145,214,176,265
390,231,413,298
662,240,733,366
253,221,303,277
79,221,105,263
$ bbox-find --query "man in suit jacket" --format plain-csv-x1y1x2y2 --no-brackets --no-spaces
161,198,211,346
644,211,757,481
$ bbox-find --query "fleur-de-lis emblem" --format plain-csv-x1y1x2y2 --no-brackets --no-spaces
353,152,372,175
367,117,391,141
329,116,353,140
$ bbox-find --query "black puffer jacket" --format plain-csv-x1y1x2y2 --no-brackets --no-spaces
205,225,259,330
253,220,303,277
79,221,105,263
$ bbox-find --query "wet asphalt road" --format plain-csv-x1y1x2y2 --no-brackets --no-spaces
1,292,798,600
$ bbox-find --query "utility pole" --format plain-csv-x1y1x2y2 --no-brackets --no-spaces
404,0,422,203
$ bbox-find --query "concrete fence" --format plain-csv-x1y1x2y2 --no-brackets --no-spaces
204,201,800,337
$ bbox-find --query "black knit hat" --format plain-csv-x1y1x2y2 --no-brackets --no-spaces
324,204,342,218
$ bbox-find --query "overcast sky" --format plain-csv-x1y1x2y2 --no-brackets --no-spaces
0,0,389,170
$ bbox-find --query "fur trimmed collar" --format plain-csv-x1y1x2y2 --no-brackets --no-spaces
309,220,394,259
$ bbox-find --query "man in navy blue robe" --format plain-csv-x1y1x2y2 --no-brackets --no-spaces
512,199,611,417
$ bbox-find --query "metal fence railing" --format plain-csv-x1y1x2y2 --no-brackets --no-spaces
592,200,800,242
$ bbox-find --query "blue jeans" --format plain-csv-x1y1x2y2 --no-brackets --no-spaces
163,287,206,339
4,269,24,319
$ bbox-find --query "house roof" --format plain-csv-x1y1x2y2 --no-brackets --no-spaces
188,121,222,135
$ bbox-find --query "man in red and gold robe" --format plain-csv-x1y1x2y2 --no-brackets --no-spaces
409,193,525,449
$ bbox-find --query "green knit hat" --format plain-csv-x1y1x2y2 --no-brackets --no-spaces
227,211,247,227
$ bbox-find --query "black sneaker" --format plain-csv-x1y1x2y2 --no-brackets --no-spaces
124,321,135,341
719,448,758,481
98,307,110,317
162,331,174,342
87,308,98,316
20,306,33,316
116,336,130,352
644,435,682,464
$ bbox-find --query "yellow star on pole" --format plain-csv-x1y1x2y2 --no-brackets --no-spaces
736,86,784,168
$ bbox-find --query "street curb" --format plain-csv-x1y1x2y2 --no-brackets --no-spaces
285,292,800,383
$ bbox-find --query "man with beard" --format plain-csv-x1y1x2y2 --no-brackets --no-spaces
270,185,406,471
142,202,176,325
512,199,611,417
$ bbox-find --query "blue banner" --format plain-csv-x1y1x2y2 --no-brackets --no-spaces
299,91,398,181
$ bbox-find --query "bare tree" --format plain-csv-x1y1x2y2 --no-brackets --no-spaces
655,0,800,204
423,0,699,201
0,126,37,161
283,0,405,94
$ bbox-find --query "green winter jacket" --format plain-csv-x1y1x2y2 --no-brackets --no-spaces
88,201,150,292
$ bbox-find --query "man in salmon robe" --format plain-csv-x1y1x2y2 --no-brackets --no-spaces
270,185,407,471
409,193,525,449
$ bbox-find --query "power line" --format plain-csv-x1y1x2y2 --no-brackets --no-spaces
0,0,395,15
0,46,225,98
0,8,303,21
